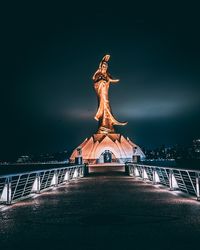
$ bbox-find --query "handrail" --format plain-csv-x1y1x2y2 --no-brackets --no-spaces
126,162,200,201
126,161,200,173
0,162,69,166
0,164,86,205
0,165,77,178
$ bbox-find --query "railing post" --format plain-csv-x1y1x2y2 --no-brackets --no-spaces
55,170,58,187
83,164,89,177
134,165,140,177
6,177,12,205
81,165,85,177
129,165,134,177
64,170,69,182
73,168,78,179
152,168,160,185
169,169,174,191
51,170,59,187
78,166,81,178
36,173,40,194
80,166,83,177
196,172,200,201
142,166,145,181
77,167,80,178
153,168,156,185
32,173,41,194
125,163,130,175
1,177,12,205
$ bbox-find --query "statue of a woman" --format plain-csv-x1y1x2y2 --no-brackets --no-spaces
93,55,127,134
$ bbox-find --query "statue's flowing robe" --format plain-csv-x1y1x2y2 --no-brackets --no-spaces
93,72,126,132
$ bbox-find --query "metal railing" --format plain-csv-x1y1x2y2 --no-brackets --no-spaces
0,164,85,205
126,163,200,201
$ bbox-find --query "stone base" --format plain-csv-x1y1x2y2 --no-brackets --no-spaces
70,133,145,164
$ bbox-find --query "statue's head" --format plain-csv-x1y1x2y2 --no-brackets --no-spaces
100,62,108,74
103,54,110,62
98,54,110,74
92,54,110,80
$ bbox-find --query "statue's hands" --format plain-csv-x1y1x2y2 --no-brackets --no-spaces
110,79,120,83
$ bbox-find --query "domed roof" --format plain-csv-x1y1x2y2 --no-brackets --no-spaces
70,133,145,163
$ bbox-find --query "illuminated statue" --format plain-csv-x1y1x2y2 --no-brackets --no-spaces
93,55,127,134
70,55,146,163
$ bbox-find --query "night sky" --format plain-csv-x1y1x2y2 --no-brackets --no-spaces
1,1,200,161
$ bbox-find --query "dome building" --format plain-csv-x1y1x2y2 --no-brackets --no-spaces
70,133,145,164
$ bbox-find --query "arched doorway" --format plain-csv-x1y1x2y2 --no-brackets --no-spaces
103,150,112,163
97,150,117,163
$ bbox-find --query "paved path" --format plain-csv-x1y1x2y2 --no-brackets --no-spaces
1,171,200,250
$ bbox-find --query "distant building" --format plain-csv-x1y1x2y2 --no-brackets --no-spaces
192,139,200,159
193,139,200,153
30,151,69,163
16,155,32,163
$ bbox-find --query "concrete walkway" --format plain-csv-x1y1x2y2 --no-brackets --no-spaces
0,171,200,250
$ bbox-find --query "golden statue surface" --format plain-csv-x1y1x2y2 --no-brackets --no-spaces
93,55,127,134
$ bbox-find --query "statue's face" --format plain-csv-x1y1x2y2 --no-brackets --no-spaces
101,63,108,73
